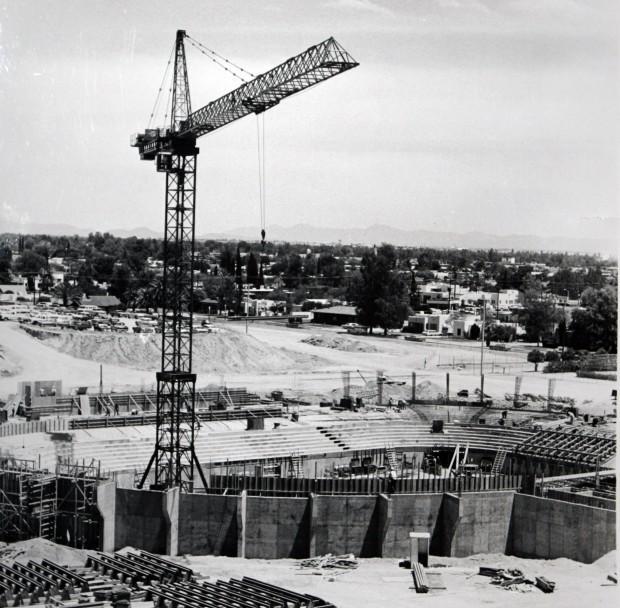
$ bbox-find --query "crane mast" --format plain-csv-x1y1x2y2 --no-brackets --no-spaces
132,30,358,492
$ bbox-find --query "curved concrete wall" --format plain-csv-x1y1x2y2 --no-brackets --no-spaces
98,487,615,563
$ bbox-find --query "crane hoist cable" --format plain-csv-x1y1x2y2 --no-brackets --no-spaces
256,112,267,248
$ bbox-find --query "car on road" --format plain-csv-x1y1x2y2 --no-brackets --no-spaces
342,323,368,335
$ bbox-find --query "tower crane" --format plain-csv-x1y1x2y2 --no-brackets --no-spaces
132,30,358,491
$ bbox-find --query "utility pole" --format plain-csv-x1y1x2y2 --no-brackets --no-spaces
480,297,486,371
480,297,486,402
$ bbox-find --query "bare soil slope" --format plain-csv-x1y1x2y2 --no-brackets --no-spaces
31,328,328,374
0,343,21,377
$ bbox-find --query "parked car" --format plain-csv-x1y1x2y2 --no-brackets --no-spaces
342,322,368,335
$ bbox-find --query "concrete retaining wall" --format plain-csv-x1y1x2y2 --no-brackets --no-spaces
114,488,167,553
245,495,311,558
178,492,239,556
451,491,514,556
509,493,616,563
312,494,380,557
100,487,615,563
383,493,443,557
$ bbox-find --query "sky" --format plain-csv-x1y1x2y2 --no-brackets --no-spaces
0,0,618,243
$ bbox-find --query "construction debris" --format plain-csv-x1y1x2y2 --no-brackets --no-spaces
478,566,555,593
298,553,358,571
535,576,556,593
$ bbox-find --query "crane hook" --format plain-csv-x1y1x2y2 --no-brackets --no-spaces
260,228,266,249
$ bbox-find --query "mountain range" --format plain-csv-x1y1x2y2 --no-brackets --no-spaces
1,221,616,257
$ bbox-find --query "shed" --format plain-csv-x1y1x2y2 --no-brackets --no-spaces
311,305,357,325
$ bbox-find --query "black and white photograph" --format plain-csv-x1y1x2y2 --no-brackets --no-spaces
0,1,617,606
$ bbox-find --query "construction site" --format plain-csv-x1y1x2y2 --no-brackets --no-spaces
0,21,617,608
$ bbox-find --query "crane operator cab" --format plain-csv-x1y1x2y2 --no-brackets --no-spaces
156,152,173,173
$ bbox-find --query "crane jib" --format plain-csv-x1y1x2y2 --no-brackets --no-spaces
132,36,358,160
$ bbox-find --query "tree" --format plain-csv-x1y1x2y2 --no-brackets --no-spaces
317,253,344,287
487,324,516,343
527,349,545,371
258,261,265,288
569,286,617,353
109,264,131,303
353,244,410,335
246,252,260,288
53,279,83,308
13,250,47,275
135,276,163,312
469,323,480,340
0,244,12,282
557,318,567,350
519,279,560,345
302,254,317,279
219,245,236,275
409,268,421,311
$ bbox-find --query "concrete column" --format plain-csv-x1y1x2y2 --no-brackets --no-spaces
237,490,247,558
96,480,117,552
411,372,416,403
308,493,318,558
377,494,393,557
439,492,462,556
164,487,180,557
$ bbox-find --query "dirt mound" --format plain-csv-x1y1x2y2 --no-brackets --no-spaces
416,380,444,400
301,334,378,353
0,344,21,377
0,538,87,566
592,550,617,572
30,328,327,374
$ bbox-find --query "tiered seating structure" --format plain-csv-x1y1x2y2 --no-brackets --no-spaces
515,427,616,467
59,420,536,476
318,421,533,454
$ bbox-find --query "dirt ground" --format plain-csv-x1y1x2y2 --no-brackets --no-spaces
174,551,619,608
1,539,615,607
0,320,616,418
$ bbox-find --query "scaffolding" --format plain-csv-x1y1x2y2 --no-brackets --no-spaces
0,458,103,548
